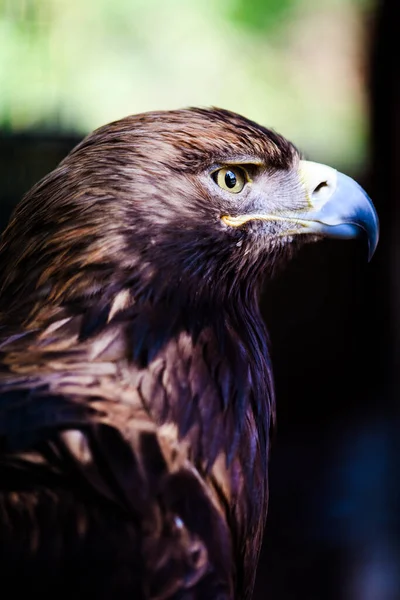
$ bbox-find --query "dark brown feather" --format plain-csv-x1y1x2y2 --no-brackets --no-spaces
0,108,300,599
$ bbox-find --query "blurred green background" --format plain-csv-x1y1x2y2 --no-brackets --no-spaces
0,0,374,170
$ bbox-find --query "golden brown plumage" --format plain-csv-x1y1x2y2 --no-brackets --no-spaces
0,108,378,599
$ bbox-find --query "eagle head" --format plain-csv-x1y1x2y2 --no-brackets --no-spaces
0,107,378,325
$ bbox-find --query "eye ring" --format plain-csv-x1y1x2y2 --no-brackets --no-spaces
212,166,247,194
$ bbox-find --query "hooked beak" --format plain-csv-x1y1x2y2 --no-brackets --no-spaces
222,160,379,260
295,160,379,260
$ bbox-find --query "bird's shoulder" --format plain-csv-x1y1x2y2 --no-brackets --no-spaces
0,306,270,598
0,314,240,598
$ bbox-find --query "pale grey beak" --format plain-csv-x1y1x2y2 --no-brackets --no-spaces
296,161,379,260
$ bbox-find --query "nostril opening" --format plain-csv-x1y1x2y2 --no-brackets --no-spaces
313,181,329,194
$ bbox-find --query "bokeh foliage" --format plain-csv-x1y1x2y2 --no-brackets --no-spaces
0,0,374,169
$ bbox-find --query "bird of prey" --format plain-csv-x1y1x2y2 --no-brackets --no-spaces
0,108,378,599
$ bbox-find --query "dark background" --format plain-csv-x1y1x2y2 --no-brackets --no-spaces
257,1,399,597
0,0,398,598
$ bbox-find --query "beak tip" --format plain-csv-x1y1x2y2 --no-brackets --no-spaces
367,230,379,262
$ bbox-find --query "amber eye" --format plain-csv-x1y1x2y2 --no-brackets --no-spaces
213,167,247,194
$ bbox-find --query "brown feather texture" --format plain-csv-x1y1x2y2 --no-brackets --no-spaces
0,108,377,599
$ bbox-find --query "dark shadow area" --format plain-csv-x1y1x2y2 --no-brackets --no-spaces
0,132,80,231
